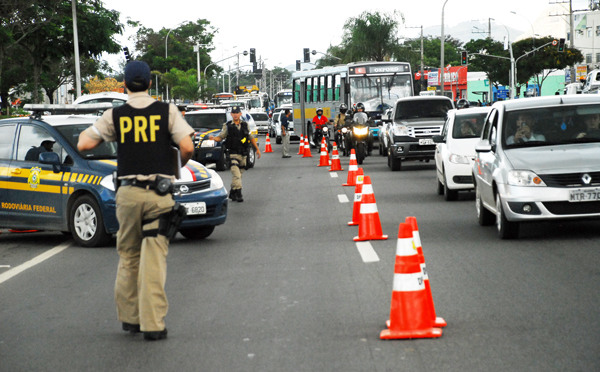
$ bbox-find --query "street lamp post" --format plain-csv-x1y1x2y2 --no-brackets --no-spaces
440,0,449,95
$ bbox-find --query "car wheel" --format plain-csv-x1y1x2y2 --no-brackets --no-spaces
389,153,401,171
246,147,255,168
496,194,519,239
436,178,444,195
179,226,215,240
443,170,458,201
70,195,112,247
476,185,494,226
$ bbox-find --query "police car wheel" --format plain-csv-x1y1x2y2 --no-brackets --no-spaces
70,195,112,247
179,226,215,240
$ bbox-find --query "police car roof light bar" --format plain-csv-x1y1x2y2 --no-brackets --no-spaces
24,103,114,120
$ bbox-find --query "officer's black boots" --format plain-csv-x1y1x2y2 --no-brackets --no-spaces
229,188,244,202
229,189,235,201
236,189,244,202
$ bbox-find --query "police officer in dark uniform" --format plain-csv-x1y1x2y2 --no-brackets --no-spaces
208,106,260,202
77,60,194,341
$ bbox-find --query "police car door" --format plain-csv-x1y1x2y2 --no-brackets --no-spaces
5,123,67,229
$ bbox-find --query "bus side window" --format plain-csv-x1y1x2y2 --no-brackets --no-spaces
320,75,325,102
313,77,319,102
306,78,312,103
334,75,341,101
326,75,332,102
293,79,300,103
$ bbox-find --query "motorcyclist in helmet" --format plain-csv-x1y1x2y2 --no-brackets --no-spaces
334,103,348,130
312,107,329,131
353,102,368,125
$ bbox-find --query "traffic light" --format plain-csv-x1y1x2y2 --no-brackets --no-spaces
249,48,256,63
303,48,310,63
558,38,565,52
461,51,468,65
296,60,301,71
123,47,131,62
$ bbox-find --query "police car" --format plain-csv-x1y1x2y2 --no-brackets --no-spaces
0,104,228,247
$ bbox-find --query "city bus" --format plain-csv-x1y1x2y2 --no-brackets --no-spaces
291,61,414,136
273,89,293,108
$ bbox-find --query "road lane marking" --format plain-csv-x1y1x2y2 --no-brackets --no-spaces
0,242,71,285
356,242,380,263
338,194,350,203
330,173,339,178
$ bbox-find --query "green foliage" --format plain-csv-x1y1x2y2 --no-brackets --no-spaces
165,68,201,102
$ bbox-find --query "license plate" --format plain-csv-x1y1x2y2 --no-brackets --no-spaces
569,188,600,202
419,138,434,145
183,202,206,215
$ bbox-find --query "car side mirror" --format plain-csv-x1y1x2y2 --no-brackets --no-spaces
475,140,492,153
432,135,445,143
39,152,61,173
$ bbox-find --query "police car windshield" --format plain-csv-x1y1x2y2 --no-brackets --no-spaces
56,124,117,159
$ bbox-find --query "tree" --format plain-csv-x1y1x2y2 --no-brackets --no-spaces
165,68,201,102
338,11,405,62
464,38,511,87
8,0,122,103
133,19,217,99
85,75,124,94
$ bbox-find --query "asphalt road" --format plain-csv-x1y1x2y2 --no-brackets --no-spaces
1,139,599,371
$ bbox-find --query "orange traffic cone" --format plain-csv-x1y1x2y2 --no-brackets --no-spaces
353,176,388,241
342,149,358,186
264,133,273,153
406,216,447,328
348,168,365,226
329,142,343,172
297,134,305,155
380,223,443,340
317,139,329,167
302,136,313,157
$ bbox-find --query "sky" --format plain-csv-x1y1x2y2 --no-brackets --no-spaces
100,0,589,70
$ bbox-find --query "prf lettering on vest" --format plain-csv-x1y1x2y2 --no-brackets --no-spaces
119,115,161,143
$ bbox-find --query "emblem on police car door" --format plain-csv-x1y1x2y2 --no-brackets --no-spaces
28,167,42,189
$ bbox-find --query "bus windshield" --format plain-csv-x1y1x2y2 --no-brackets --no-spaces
350,74,412,113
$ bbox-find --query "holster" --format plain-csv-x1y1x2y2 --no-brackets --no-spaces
158,203,187,239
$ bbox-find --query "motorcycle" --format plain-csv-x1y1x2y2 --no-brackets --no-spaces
313,125,332,153
348,120,373,164
334,126,350,156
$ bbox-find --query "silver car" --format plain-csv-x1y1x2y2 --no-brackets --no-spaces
473,95,600,239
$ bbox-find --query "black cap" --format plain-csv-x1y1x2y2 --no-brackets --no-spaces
231,106,241,113
124,61,151,92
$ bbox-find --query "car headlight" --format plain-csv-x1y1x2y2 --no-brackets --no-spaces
507,170,546,186
100,173,115,191
200,140,216,148
392,125,409,136
353,126,368,136
448,153,470,164
208,169,224,190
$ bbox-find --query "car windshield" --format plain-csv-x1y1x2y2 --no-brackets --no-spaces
503,105,600,148
184,113,227,130
251,113,269,121
452,112,487,139
395,100,453,120
350,74,412,113
55,124,117,159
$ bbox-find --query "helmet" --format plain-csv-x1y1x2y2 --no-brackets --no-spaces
316,107,323,114
456,99,470,109
339,103,348,113
356,102,365,111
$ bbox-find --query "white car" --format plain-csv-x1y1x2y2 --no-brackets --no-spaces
250,112,270,135
473,95,600,239
434,107,491,200
73,92,128,106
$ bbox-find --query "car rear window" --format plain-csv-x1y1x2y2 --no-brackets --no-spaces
452,113,487,139
251,113,269,121
185,113,227,130
395,100,453,120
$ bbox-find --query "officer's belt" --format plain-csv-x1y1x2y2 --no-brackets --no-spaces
120,179,156,189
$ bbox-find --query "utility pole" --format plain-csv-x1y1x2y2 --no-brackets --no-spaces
550,0,587,82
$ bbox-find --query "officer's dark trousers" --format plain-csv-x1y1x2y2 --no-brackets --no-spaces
114,185,175,332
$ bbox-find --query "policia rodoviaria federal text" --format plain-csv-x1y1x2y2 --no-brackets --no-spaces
78,60,195,341
209,107,261,202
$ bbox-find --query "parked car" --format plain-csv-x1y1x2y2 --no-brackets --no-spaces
185,107,258,170
0,104,228,246
473,95,600,239
251,112,270,135
73,92,128,107
378,108,394,156
269,105,298,144
384,96,455,171
433,107,491,200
